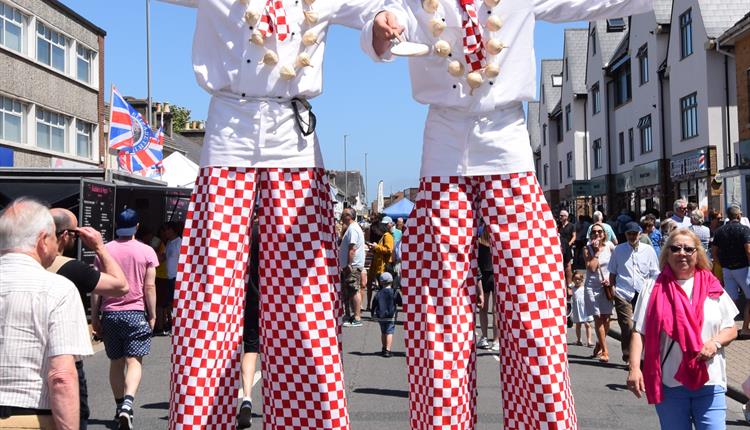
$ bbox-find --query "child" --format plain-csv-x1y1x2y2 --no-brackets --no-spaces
372,272,402,357
570,271,593,347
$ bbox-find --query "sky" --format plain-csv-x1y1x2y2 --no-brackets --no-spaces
60,1,585,203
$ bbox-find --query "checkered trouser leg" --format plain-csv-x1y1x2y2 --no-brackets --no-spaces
402,172,576,430
169,167,348,430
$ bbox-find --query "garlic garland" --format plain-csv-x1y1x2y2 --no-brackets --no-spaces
434,40,451,57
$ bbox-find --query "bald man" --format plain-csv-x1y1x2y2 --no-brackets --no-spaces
48,208,128,430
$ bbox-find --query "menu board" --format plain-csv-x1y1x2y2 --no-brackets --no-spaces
165,194,190,223
79,180,116,264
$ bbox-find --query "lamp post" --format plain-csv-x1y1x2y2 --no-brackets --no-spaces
146,0,153,125
364,152,368,210
343,134,348,207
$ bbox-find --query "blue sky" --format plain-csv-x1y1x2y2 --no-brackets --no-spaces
61,1,584,202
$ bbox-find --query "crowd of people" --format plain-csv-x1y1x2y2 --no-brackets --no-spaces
559,200,750,426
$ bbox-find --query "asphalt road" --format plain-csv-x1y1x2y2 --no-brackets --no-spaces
83,314,750,429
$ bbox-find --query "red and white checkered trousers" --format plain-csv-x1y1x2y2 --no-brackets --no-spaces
402,172,576,430
168,167,348,430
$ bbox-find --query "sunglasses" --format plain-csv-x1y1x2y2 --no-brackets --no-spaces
56,229,79,238
669,245,697,255
591,230,604,234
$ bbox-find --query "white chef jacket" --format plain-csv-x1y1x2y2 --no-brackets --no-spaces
159,0,383,168
360,0,653,177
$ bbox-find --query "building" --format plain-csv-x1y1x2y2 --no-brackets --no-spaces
0,0,105,169
538,59,563,208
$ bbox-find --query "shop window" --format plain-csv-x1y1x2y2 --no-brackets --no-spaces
0,95,23,143
0,2,25,53
36,107,66,152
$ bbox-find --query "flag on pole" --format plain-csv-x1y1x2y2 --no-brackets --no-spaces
109,85,164,176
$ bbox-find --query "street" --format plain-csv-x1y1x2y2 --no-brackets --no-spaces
83,315,750,429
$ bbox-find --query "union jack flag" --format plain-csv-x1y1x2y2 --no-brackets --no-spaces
109,85,164,175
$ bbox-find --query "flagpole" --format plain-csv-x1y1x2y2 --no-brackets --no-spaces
146,0,153,126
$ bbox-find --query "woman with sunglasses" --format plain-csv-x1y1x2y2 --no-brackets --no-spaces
583,222,616,362
627,229,739,429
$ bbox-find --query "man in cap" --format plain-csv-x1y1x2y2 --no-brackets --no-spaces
364,0,652,426
153,0,386,426
608,221,659,363
90,208,159,430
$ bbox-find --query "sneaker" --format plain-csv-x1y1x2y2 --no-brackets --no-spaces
476,336,490,349
117,408,133,430
383,349,392,358
742,402,750,423
344,319,362,327
237,401,253,429
490,341,500,352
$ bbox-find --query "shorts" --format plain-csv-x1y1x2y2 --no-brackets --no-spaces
481,270,495,295
562,245,573,265
243,286,260,354
156,277,175,308
379,320,396,335
722,267,750,301
341,266,363,297
101,310,152,359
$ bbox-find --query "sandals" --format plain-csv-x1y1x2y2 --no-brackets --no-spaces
598,354,609,363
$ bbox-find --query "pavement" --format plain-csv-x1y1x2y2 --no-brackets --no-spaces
606,318,750,405
80,312,750,429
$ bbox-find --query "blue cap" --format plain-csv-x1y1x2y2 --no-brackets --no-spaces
379,272,393,284
624,221,642,234
116,208,139,237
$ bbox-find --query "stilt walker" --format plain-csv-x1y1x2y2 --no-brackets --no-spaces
158,1,383,429
363,0,653,428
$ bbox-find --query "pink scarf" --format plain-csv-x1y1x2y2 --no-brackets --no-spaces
643,266,724,404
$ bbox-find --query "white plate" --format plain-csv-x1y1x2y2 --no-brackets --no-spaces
390,41,430,57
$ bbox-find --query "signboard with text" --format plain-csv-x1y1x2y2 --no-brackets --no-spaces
78,179,116,264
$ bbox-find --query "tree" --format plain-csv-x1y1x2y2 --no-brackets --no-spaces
170,105,191,132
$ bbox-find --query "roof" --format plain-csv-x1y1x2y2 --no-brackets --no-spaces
591,19,629,67
540,59,563,115
608,33,630,70
527,101,541,152
330,170,364,199
563,29,589,94
44,0,106,36
718,10,750,44
698,0,750,39
654,0,674,24
167,133,203,164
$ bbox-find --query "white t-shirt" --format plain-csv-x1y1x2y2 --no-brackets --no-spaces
339,222,365,268
633,278,739,388
166,237,181,279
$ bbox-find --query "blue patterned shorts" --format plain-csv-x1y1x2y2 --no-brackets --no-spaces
101,310,152,359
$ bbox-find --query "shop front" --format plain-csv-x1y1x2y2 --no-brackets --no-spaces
632,160,663,216
558,185,574,215
720,140,750,215
613,171,635,216
572,176,609,216
670,147,719,214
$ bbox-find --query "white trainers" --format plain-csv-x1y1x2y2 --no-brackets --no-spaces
490,341,500,352
742,402,750,423
118,408,133,430
476,336,490,349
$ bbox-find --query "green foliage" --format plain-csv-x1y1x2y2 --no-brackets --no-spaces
170,105,191,132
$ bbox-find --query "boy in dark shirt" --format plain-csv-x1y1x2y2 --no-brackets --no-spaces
372,272,402,358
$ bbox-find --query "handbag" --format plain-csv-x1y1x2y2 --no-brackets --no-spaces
598,265,615,301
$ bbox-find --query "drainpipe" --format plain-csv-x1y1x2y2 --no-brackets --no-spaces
658,66,669,211
605,79,614,215
584,96,589,181
715,39,735,169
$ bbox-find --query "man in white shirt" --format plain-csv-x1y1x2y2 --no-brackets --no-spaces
0,198,93,430
157,1,384,428
608,222,659,363
339,208,366,326
670,198,691,228
364,0,652,428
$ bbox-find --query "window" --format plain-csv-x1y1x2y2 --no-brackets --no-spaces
558,161,563,182
590,28,597,56
76,119,92,158
543,163,549,185
76,44,93,83
680,9,693,59
618,132,625,165
552,74,563,87
593,139,602,169
555,117,563,142
637,44,649,85
566,152,573,178
565,58,569,81
607,18,626,32
37,22,67,72
592,83,601,114
543,124,547,146
681,92,698,139
36,107,66,152
565,104,571,131
639,115,653,153
628,128,634,162
0,95,23,143
0,2,24,53
614,61,632,106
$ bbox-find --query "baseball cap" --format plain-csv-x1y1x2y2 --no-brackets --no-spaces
381,216,393,224
624,221,642,234
379,272,393,284
116,208,139,237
